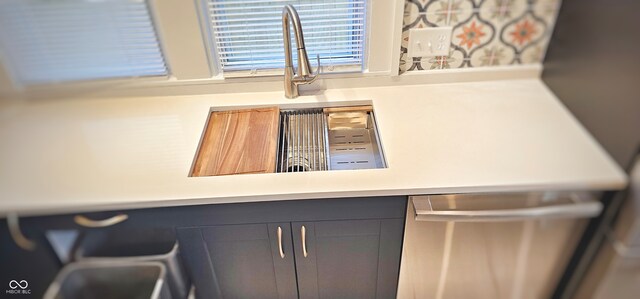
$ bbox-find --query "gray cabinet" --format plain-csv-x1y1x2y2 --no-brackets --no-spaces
0,221,61,298
6,197,404,299
292,219,404,299
178,223,298,299
176,197,406,299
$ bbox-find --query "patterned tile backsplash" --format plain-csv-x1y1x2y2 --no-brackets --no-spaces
399,0,561,73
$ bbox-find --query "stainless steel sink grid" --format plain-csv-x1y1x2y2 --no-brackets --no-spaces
276,107,386,172
277,109,329,172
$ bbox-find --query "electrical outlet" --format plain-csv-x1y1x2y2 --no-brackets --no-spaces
407,27,453,57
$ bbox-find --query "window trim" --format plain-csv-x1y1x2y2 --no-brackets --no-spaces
194,0,223,78
149,0,213,80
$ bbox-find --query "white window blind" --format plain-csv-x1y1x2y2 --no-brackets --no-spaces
206,0,366,76
0,0,167,85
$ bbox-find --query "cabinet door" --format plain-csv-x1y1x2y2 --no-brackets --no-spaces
292,219,404,299
0,221,61,299
177,223,298,299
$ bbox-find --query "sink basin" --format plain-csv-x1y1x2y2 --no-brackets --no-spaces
276,106,386,172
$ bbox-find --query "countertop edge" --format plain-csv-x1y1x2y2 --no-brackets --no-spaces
3,178,627,219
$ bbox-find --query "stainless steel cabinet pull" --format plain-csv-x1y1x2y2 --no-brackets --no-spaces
277,226,285,259
301,225,308,258
7,213,36,251
412,193,602,222
74,214,128,228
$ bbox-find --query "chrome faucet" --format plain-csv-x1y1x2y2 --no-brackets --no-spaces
282,5,319,99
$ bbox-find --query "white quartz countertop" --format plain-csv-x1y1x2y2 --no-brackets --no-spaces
0,79,627,217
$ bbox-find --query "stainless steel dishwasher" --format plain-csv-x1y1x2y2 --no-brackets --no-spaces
397,192,602,299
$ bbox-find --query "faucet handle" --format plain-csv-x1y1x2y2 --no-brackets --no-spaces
315,54,322,75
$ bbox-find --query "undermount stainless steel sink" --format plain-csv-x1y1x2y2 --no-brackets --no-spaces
276,106,386,172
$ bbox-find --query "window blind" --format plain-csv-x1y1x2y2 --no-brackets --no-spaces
0,0,167,85
206,0,366,76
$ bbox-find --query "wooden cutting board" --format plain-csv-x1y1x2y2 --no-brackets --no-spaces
192,107,280,176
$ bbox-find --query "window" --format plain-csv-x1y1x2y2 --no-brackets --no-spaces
205,0,366,76
0,0,167,85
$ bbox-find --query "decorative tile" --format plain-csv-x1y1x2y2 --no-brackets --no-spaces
399,0,561,73
425,0,474,26
500,13,547,64
519,40,548,64
531,0,561,26
453,16,495,52
403,1,430,29
478,0,528,26
469,40,516,67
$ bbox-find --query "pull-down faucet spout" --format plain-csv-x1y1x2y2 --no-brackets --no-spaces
282,5,320,99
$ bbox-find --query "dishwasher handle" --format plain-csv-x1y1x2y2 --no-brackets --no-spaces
412,193,602,222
